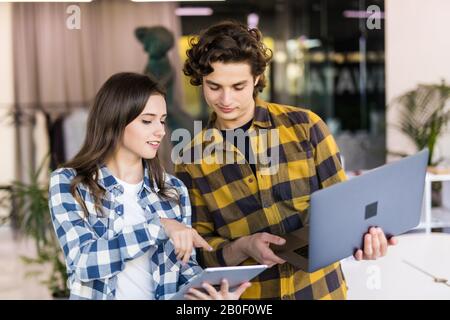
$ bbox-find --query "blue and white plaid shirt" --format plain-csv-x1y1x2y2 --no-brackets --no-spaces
49,163,202,300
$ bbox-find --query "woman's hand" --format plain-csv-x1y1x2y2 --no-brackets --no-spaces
184,279,251,300
160,218,212,263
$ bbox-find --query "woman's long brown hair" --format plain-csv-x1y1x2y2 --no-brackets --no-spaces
63,72,178,217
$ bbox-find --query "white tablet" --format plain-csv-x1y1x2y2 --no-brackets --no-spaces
170,265,268,300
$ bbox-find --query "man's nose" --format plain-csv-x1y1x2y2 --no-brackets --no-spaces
220,89,233,106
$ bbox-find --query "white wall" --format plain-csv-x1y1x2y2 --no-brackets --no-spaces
0,3,15,185
386,0,450,163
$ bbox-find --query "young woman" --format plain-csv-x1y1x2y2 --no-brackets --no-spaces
48,72,250,300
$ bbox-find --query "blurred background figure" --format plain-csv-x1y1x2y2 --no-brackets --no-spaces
135,26,195,173
135,26,194,135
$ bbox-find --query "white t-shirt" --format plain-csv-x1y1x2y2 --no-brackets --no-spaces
114,177,157,300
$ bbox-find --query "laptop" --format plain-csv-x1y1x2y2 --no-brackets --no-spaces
271,148,429,273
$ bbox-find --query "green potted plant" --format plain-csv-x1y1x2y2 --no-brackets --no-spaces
391,80,450,166
0,155,69,298
390,81,450,209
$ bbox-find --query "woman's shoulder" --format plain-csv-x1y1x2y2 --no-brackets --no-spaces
50,167,77,185
164,172,187,191
48,168,79,205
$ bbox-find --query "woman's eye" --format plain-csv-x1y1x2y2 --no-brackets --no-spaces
143,120,165,125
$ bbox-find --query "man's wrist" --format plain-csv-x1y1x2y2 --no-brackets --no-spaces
234,235,251,256
222,235,251,265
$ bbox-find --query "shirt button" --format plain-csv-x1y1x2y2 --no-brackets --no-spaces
248,178,254,183
282,295,290,300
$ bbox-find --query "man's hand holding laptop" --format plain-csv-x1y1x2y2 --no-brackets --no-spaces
354,227,398,261
231,227,398,268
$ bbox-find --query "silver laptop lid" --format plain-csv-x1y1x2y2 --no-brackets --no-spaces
308,148,429,273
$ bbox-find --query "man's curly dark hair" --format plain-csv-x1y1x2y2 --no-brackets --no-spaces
183,21,273,98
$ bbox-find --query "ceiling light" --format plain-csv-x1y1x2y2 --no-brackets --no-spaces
0,0,92,2
175,7,213,16
132,0,224,2
343,10,384,19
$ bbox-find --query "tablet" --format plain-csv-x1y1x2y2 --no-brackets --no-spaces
170,265,268,300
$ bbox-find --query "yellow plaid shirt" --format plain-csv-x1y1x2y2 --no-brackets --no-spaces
175,99,348,300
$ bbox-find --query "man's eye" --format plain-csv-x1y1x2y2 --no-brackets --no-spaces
209,86,220,91
161,121,166,125
234,87,244,91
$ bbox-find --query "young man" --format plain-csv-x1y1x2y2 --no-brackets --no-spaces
175,21,396,300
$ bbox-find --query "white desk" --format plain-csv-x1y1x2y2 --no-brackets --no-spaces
340,233,450,299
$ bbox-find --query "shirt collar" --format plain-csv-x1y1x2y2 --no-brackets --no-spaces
206,97,274,130
96,161,159,194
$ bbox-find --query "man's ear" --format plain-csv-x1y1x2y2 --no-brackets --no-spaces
254,75,261,86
